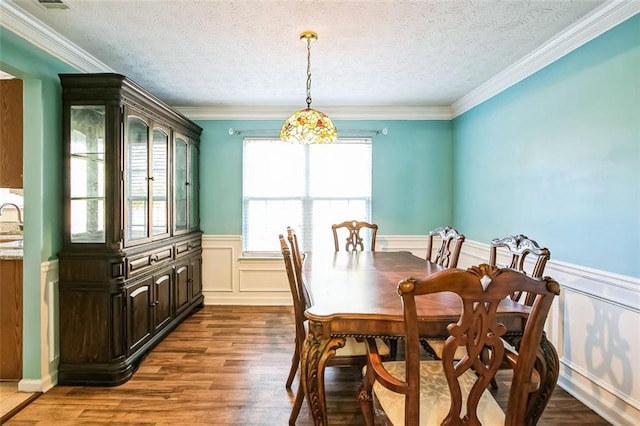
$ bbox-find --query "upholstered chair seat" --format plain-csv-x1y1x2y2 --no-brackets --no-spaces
372,361,505,426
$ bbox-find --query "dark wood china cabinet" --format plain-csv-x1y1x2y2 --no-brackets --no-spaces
58,73,203,385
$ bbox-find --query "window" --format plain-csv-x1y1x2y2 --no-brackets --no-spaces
243,138,372,253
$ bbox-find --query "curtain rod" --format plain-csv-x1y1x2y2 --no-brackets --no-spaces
228,127,387,136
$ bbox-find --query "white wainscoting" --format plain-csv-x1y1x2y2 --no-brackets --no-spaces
202,234,640,425
202,235,291,305
19,259,59,393
458,240,640,426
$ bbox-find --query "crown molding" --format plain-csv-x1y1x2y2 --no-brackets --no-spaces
451,0,640,118
176,105,453,121
0,0,112,73
3,0,637,120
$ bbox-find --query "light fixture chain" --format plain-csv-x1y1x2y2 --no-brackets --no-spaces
306,38,312,108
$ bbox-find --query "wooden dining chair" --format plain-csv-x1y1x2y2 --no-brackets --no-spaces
331,220,378,252
425,226,465,268
286,227,312,308
279,233,389,424
422,226,466,359
489,234,550,305
485,234,551,389
433,234,550,358
359,265,560,425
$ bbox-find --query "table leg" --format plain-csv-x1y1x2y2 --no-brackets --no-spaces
526,332,560,424
301,320,346,426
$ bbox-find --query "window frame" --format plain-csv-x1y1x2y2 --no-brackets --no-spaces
242,137,373,254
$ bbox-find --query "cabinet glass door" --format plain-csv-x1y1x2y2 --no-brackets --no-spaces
126,116,149,241
174,137,188,232
69,105,106,243
188,143,199,230
152,128,169,237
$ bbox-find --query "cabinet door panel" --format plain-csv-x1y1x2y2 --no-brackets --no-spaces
69,105,106,243
126,115,150,242
0,79,23,188
175,263,190,315
127,277,153,354
174,136,188,233
154,271,172,332
152,128,169,237
188,143,199,231
190,255,202,300
0,260,23,379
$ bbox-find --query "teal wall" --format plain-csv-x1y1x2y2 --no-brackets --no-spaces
1,27,75,380
197,119,453,235
1,28,71,261
452,14,640,278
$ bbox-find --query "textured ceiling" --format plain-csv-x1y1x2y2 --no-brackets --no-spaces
9,0,608,109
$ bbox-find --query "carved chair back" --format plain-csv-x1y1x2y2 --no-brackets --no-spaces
425,226,466,268
331,220,378,252
489,234,550,305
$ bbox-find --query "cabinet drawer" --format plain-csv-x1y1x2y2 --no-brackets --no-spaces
127,245,173,277
175,238,201,259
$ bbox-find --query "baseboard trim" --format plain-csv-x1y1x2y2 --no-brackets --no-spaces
558,365,639,426
18,378,45,393
203,292,291,306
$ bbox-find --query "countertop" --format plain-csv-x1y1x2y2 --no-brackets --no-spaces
0,234,23,241
0,239,23,260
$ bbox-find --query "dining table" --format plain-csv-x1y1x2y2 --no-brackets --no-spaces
300,250,559,425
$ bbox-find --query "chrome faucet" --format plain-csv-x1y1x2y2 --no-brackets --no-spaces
0,203,23,228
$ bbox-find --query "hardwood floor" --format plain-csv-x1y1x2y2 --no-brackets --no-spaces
0,382,39,423
5,306,609,425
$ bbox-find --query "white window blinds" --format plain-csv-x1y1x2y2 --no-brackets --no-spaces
242,138,372,253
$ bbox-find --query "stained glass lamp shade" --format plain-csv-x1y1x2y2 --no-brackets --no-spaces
280,31,338,144
280,107,338,144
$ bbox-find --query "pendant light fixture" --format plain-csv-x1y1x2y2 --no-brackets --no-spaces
280,31,338,144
